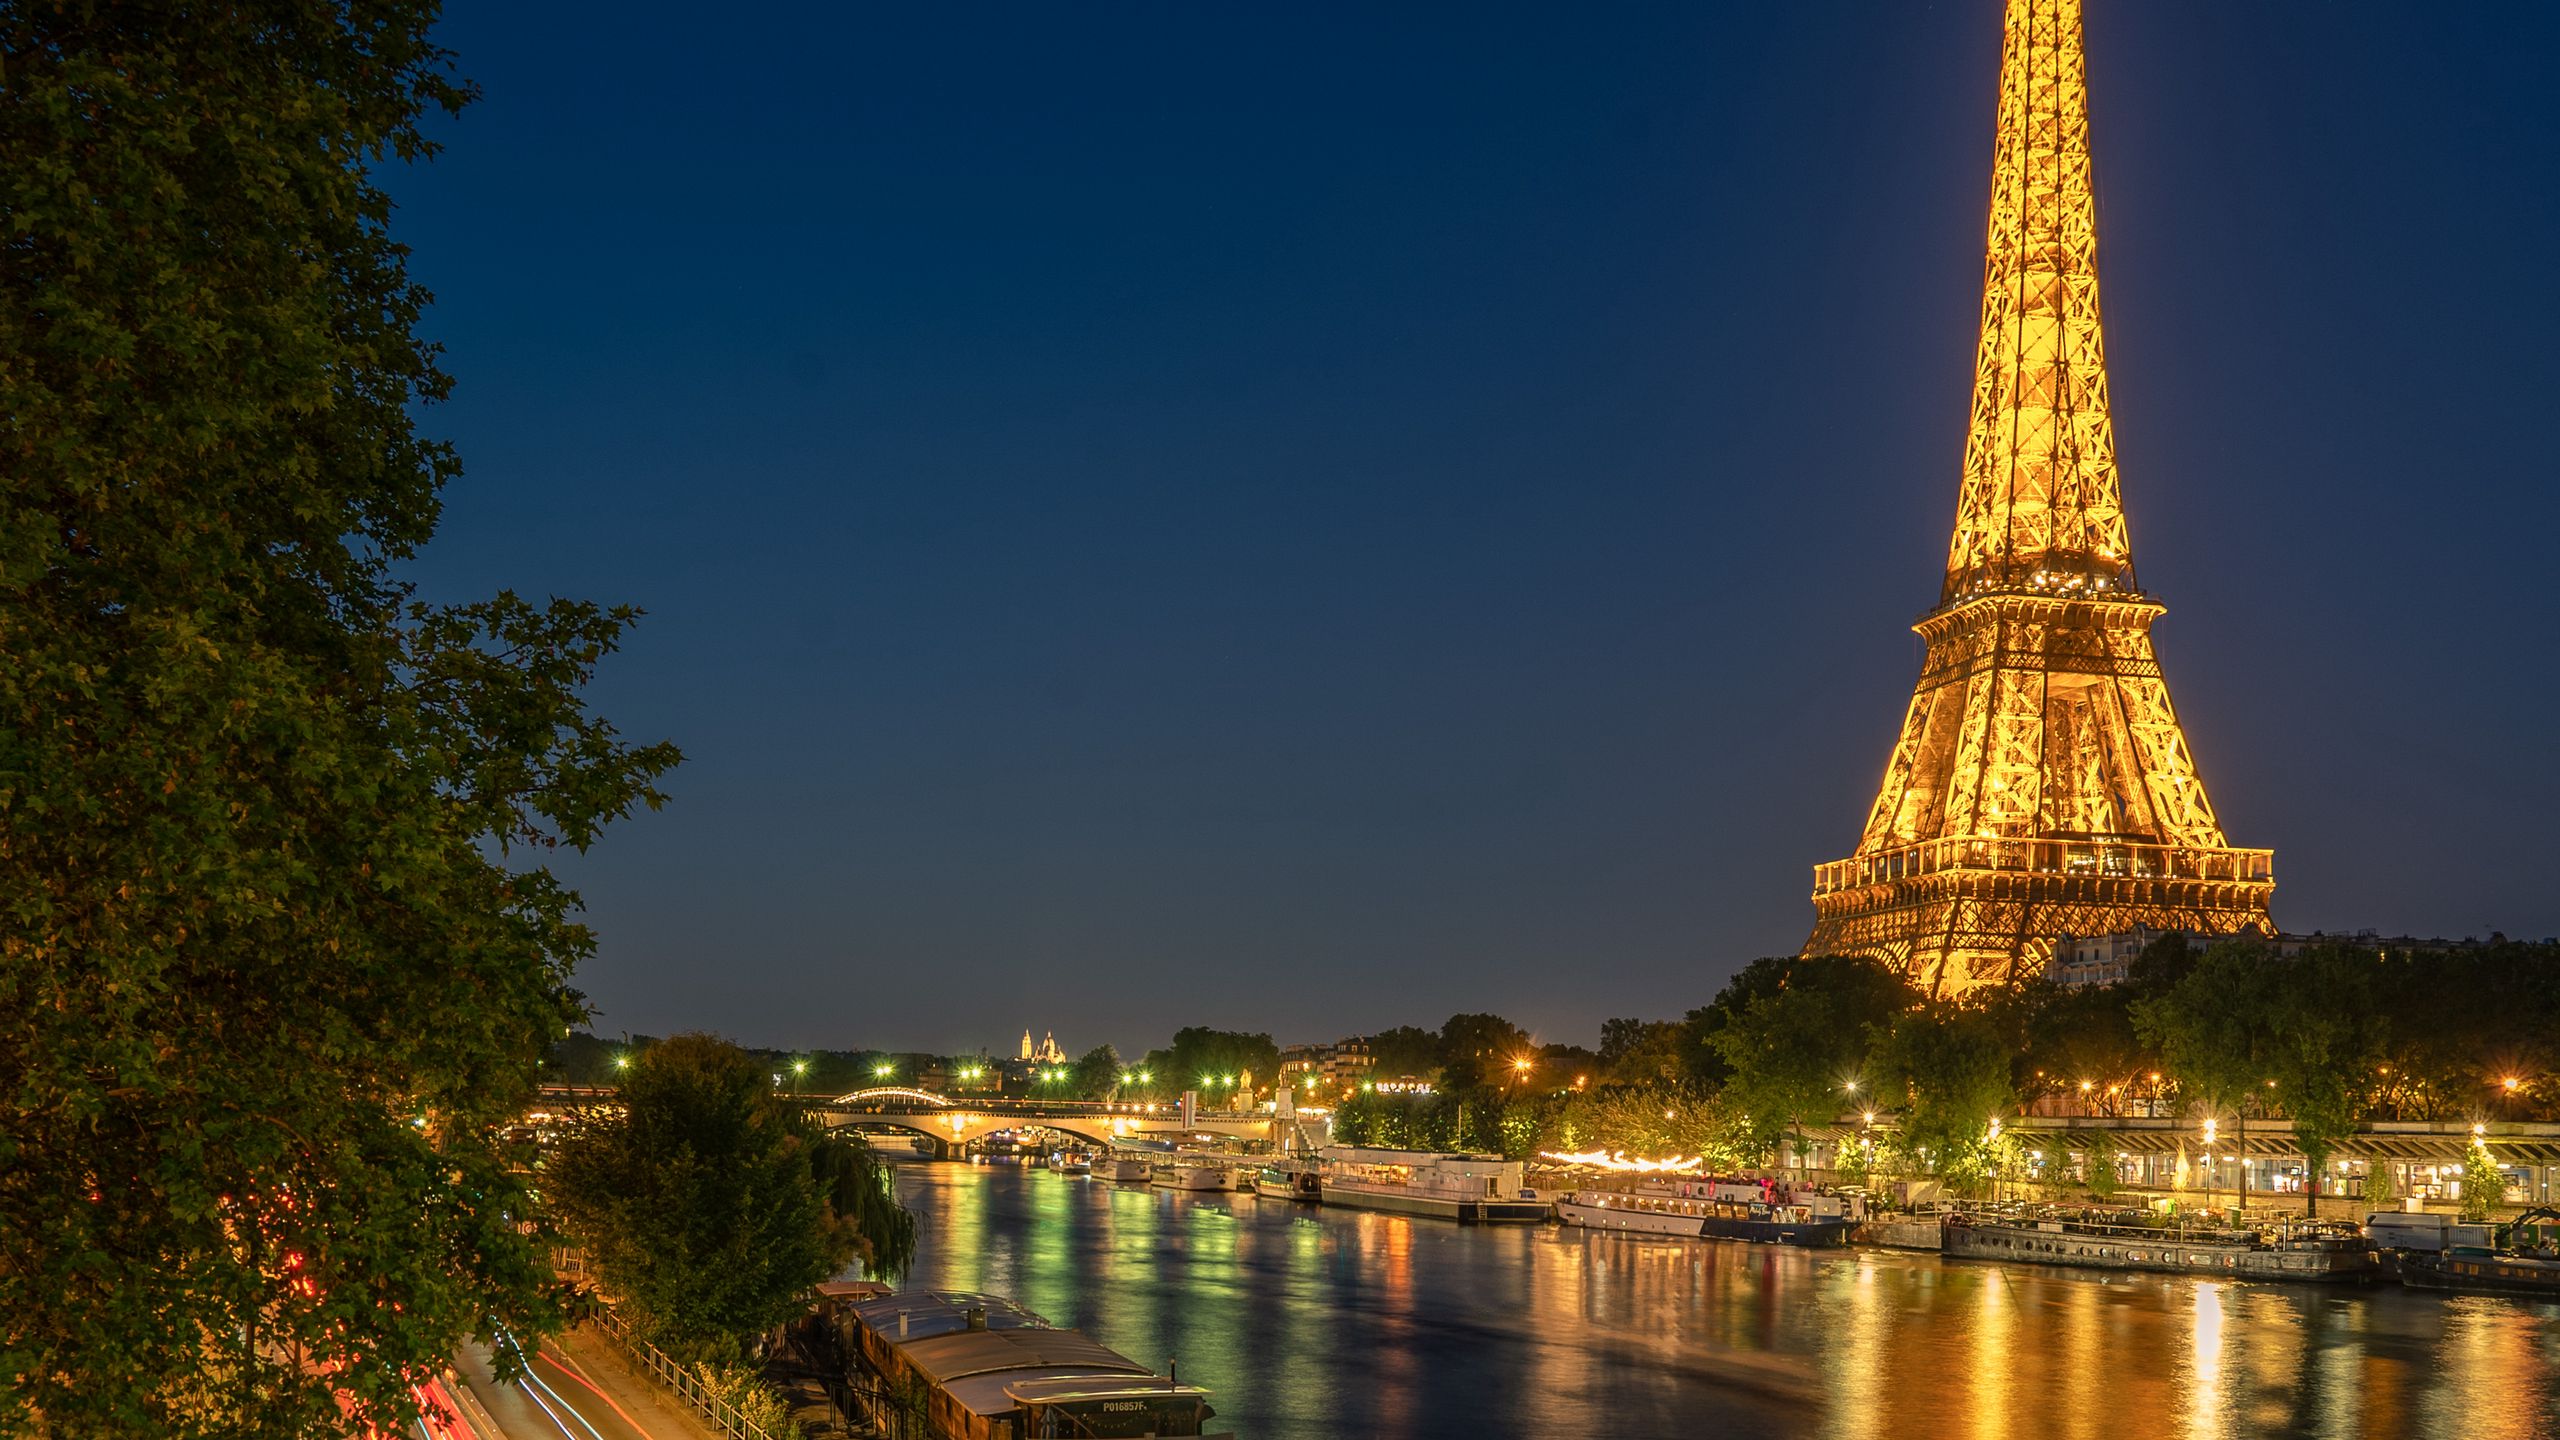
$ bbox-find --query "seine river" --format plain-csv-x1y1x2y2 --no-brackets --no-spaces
879,1160,2560,1440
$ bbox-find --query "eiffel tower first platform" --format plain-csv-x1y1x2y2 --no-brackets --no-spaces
1802,0,2274,996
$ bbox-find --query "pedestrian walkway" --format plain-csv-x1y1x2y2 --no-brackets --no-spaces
451,1324,725,1440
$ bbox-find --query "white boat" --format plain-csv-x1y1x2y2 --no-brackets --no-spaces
1154,1160,1241,1192
1098,1155,1155,1183
1312,1147,1548,1223
1250,1165,1320,1201
1556,1179,1857,1247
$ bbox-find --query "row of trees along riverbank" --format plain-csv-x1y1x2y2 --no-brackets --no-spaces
544,1035,917,1427
1332,935,2559,1218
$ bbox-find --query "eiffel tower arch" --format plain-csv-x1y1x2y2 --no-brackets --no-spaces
1803,0,2274,996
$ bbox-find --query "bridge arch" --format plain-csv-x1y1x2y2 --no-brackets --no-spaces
827,1111,1127,1152
829,1086,953,1107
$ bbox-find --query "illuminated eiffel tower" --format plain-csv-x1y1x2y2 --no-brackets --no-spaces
1802,0,2274,996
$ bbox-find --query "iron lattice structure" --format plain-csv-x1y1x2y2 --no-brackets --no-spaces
1802,0,2273,995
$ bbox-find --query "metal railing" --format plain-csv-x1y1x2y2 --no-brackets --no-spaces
587,1305,789,1440
1813,834,2275,895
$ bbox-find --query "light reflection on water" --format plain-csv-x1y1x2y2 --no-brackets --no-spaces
873,1162,2560,1439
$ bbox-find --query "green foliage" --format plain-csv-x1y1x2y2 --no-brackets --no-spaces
1158,1027,1281,1098
2081,1127,2122,1199
1707,956,1909,1157
1496,1099,1545,1161
2019,980,2143,1109
1869,1001,2017,1182
0,7,678,1435
691,1364,805,1439
1069,1044,1124,1098
2460,1143,2503,1223
2262,945,2384,1216
2132,941,2281,1123
1549,1085,1750,1168
1682,956,1799,1090
1596,1018,1693,1090
1366,1025,1443,1083
2362,1164,2396,1210
547,1036,907,1362
1434,1013,1533,1092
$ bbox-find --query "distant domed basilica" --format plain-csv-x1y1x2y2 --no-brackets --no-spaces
1019,1028,1065,1064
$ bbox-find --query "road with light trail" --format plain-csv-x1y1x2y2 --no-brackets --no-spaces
448,1333,687,1440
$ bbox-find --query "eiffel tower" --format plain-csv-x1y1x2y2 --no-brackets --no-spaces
1802,0,2274,996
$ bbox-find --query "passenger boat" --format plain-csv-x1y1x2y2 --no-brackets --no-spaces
1098,1154,1155,1183
1044,1150,1092,1175
825,1289,1226,1439
1942,1211,2378,1282
1154,1159,1241,1192
1250,1164,1322,1201
1311,1146,1549,1223
1556,1178,1856,1248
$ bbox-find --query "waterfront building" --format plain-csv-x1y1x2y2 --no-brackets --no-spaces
2045,926,2536,988
1803,0,2276,996
1278,1036,1377,1098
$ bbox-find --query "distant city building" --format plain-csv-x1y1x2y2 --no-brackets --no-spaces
2047,926,2178,989
1278,1036,1378,1098
1018,1028,1065,1065
2050,926,2527,988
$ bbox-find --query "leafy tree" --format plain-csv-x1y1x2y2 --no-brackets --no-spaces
1596,1019,1692,1090
1435,1013,1533,1093
0,9,678,1436
1707,956,1907,1162
2017,980,2146,1111
1160,1027,1280,1100
1070,1044,1124,1099
2361,1164,2396,1211
1367,1025,1443,1084
1683,956,1800,1089
1537,1043,1601,1091
2460,1141,2503,1223
2081,1127,2122,1200
2262,945,2383,1216
547,1035,909,1361
1869,1002,2016,1186
2133,940,2282,1204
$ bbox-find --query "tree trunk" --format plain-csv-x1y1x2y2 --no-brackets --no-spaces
2304,1147,2319,1218
2234,1112,2247,1209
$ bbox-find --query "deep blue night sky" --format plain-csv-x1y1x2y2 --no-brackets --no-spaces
395,3,2560,1056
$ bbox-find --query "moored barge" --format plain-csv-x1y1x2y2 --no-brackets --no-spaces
1943,1212,2377,1282
828,1289,1225,1439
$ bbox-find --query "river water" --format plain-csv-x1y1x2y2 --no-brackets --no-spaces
879,1161,2560,1439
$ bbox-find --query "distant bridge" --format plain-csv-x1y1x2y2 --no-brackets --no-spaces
527,1084,1321,1154
811,1086,1285,1153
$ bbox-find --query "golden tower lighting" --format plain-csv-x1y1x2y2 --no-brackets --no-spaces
1802,0,2274,996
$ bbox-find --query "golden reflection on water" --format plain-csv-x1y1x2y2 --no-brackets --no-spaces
876,1163,2560,1440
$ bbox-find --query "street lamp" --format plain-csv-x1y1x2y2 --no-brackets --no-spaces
792,1058,809,1096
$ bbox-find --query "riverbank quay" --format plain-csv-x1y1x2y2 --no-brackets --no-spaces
1861,1217,1947,1251
1791,1117,2560,1216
